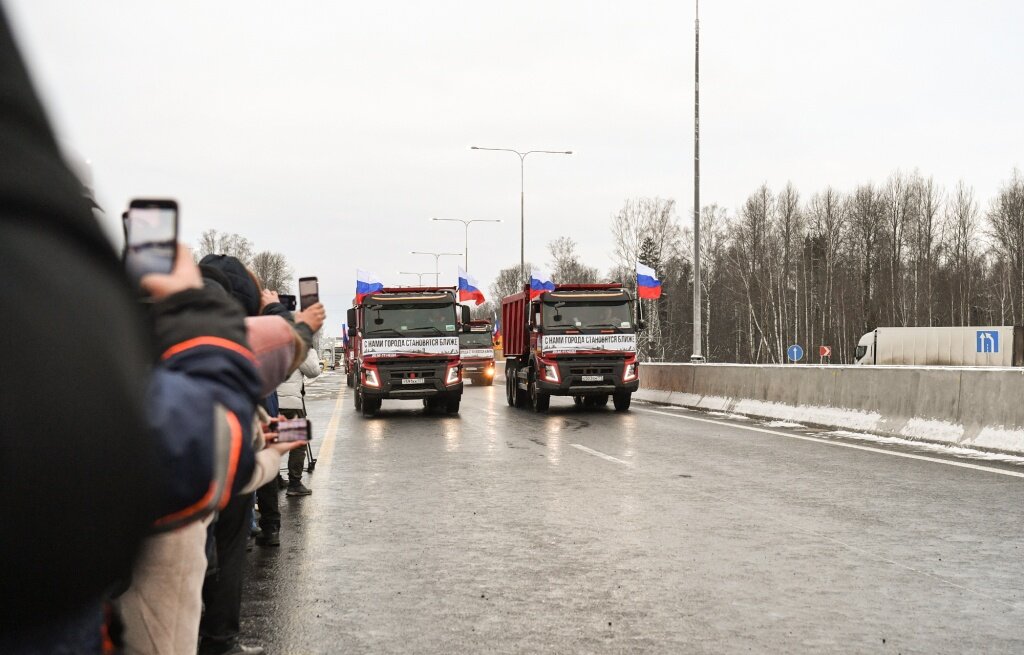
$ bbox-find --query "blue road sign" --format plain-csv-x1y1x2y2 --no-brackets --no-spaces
787,344,804,362
976,330,999,353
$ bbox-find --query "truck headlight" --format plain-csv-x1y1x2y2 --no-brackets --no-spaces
622,361,638,382
363,365,380,388
541,360,560,383
445,364,461,385
484,366,495,378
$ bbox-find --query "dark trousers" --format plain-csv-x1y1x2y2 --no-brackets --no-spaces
199,493,252,649
281,408,307,485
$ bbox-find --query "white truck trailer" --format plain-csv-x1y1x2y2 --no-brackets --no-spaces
854,326,1024,366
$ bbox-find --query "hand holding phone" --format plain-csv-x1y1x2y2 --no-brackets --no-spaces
124,198,178,284
298,277,319,310
268,418,312,443
277,294,297,311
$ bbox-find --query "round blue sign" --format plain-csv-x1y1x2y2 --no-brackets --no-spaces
787,344,804,362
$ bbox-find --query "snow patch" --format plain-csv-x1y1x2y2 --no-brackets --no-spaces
820,430,1024,465
899,418,964,445
765,421,805,428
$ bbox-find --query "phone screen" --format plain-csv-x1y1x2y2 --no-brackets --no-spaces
125,200,178,281
274,418,311,442
299,277,319,310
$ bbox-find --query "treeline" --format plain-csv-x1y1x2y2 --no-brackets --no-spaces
484,168,1024,364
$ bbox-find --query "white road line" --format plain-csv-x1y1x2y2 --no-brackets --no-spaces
310,383,346,481
636,407,1024,479
570,443,632,467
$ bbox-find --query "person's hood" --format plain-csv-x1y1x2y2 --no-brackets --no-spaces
199,254,260,316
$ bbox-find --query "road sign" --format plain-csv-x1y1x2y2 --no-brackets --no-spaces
819,345,832,358
787,344,804,362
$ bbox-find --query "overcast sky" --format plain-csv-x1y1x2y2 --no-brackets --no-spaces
6,1,1023,329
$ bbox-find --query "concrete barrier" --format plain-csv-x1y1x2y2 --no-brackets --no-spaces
636,363,1024,455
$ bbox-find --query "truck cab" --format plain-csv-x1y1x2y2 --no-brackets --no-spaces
460,319,496,385
501,283,640,412
347,287,469,416
854,330,875,365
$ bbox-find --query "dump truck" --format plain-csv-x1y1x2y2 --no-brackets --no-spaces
501,283,641,411
460,319,496,385
853,326,1024,366
346,287,469,416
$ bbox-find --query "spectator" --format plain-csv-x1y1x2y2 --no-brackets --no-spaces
0,7,160,651
278,346,322,497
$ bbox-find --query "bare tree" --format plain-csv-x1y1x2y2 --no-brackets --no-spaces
250,251,293,292
490,263,535,303
548,236,598,284
195,229,255,265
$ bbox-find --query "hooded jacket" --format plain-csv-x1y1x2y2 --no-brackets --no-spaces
278,348,322,411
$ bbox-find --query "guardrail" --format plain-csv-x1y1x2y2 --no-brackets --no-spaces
636,363,1024,455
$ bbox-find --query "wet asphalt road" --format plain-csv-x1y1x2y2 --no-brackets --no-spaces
241,370,1024,654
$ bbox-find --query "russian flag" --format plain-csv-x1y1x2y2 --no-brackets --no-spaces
529,270,555,299
341,323,349,346
458,267,486,306
355,269,384,303
636,262,662,300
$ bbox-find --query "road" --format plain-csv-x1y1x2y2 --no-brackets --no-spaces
242,370,1024,654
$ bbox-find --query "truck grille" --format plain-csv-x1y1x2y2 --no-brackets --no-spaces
568,365,615,376
388,367,439,381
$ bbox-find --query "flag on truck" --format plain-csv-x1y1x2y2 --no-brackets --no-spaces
636,262,662,300
457,267,486,305
341,323,349,347
530,270,555,299
355,269,384,302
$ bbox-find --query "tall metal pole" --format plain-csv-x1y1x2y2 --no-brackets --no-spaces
470,146,572,287
691,0,704,363
432,218,501,272
411,251,461,287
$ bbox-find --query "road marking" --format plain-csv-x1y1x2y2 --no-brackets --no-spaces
311,382,346,480
570,443,632,466
636,407,1024,479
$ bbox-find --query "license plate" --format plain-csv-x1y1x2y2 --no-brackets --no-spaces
582,375,603,382
401,378,426,385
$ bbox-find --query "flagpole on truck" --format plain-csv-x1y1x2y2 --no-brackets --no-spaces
469,146,573,286
431,217,502,271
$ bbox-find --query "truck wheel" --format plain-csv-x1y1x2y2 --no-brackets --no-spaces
362,397,381,417
613,391,632,411
346,370,354,388
481,377,494,387
505,366,517,407
445,396,461,415
573,395,583,407
596,394,610,407
354,384,363,411
529,379,550,412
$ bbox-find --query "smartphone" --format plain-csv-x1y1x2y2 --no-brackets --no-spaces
298,277,319,310
124,199,178,282
278,294,297,311
273,418,312,443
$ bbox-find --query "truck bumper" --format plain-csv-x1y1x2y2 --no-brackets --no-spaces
533,358,639,396
361,360,463,401
461,358,496,380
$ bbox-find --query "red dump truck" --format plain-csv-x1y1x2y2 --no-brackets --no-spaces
346,287,469,416
501,283,641,412
460,319,496,385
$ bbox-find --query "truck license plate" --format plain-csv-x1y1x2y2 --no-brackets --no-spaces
582,375,604,382
401,378,426,385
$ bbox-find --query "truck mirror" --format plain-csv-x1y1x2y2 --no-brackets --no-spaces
461,305,470,324
347,327,358,338
346,308,356,329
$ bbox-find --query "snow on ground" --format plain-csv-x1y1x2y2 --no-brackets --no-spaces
764,421,805,428
818,430,1024,465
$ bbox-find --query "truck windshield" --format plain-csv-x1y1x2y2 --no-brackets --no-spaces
542,301,632,330
460,333,492,348
364,303,457,337
855,345,867,361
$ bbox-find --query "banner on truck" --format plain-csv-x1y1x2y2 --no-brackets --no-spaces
362,337,460,357
540,334,637,354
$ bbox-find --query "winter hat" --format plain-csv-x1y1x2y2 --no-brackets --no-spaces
199,254,260,316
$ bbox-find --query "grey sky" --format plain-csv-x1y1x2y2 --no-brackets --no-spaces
7,1,1023,329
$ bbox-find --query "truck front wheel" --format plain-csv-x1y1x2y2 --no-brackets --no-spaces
445,396,461,415
529,378,550,412
613,391,632,411
362,396,381,417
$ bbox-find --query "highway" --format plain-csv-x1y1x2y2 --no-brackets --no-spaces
242,370,1024,654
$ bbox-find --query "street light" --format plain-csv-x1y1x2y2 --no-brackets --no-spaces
431,218,501,271
410,251,462,286
470,146,572,286
398,271,433,286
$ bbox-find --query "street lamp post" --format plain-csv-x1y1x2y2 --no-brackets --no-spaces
398,271,433,286
431,218,501,271
410,251,462,286
470,146,572,286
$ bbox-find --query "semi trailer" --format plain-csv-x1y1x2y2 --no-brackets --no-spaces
460,319,496,385
501,283,641,412
853,326,1024,366
346,287,469,416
